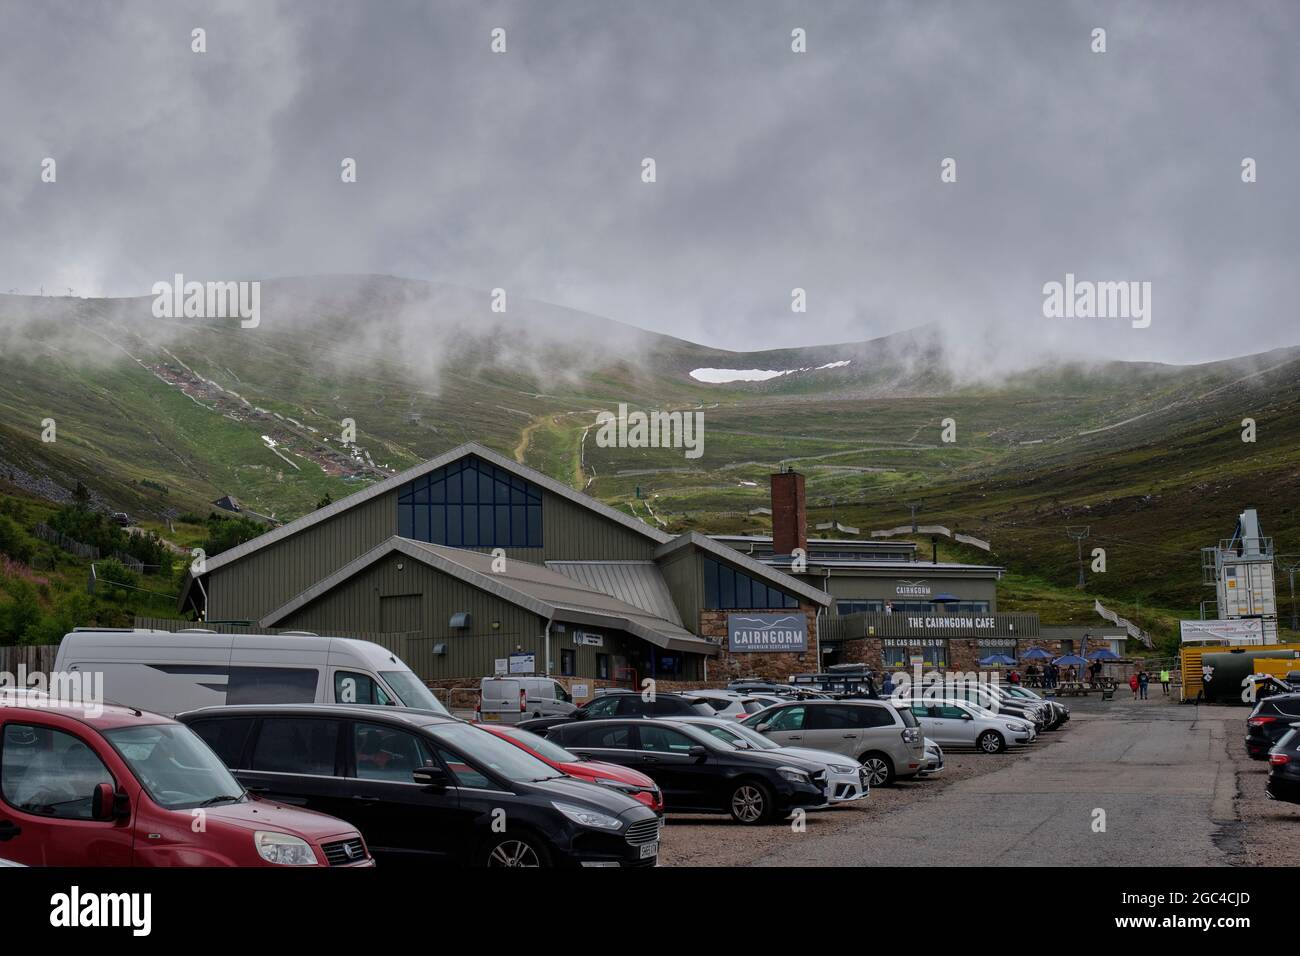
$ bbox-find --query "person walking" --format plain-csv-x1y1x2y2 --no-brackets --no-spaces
1138,669,1150,700
1160,668,1171,696
1128,672,1139,700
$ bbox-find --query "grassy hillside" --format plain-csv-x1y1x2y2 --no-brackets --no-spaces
1,276,1297,647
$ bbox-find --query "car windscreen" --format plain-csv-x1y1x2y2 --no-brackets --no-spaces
723,723,780,750
381,671,450,714
104,723,246,811
895,706,919,727
431,722,565,783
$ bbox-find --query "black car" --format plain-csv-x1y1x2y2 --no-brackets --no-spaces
518,691,715,734
1246,694,1300,759
545,717,827,824
177,704,662,868
1265,724,1300,804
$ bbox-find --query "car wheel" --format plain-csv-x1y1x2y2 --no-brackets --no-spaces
977,730,1006,754
480,833,551,868
858,752,895,787
729,780,774,825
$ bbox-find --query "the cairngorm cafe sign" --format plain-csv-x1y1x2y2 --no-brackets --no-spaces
727,613,808,653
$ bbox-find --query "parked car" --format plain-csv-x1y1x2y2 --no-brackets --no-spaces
544,718,828,824
477,723,663,813
919,738,945,777
744,700,925,787
0,698,372,867
892,698,1035,753
1265,724,1300,804
681,690,764,720
477,676,576,724
518,691,715,734
1246,694,1300,759
178,704,661,867
940,683,1046,730
54,628,449,716
997,684,1069,729
671,715,869,803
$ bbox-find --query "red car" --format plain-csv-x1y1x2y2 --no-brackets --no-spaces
0,699,373,867
478,723,664,814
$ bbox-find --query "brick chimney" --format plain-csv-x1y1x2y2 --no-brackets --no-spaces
770,469,807,557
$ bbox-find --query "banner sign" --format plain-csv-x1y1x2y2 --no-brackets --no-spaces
728,614,807,653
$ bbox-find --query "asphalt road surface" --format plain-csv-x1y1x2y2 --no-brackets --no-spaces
754,696,1242,867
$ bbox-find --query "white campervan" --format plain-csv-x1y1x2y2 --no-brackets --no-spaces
53,628,449,717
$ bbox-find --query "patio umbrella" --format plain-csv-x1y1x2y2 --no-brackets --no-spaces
1053,655,1089,667
978,654,1016,666
1087,648,1121,660
1020,647,1052,660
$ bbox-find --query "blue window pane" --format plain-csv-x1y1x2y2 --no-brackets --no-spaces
462,469,477,504
446,473,461,504
430,506,445,544
462,505,479,546
398,503,413,537
479,505,493,545
446,506,462,546
495,478,511,505
785,592,798,609
495,505,510,543
511,482,525,504
429,476,445,504
480,473,493,505
413,478,429,504
719,566,734,608
703,559,718,608
526,505,542,547
415,503,431,541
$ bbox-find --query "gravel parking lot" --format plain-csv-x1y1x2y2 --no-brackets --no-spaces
659,695,1298,867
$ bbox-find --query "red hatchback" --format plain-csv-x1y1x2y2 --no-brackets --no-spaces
0,699,373,867
478,723,664,814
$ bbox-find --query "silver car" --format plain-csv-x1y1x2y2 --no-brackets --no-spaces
676,716,870,803
747,700,926,787
892,698,1035,753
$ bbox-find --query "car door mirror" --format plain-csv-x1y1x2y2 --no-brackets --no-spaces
755,722,771,733
961,713,974,720
412,766,450,790
688,745,708,762
91,783,123,822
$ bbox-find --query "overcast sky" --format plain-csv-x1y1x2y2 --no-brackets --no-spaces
1,0,1297,365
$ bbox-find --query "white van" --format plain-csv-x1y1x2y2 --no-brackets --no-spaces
477,675,576,724
53,628,449,717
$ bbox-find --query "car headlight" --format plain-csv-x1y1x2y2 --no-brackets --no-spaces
829,764,856,774
254,831,318,866
552,801,624,830
777,766,810,784
1006,722,1026,731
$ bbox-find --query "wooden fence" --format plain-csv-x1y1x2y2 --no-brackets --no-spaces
33,523,99,560
0,644,59,675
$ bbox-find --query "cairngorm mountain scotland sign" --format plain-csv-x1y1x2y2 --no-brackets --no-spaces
727,614,808,653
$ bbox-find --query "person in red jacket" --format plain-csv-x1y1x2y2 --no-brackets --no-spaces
1129,672,1140,700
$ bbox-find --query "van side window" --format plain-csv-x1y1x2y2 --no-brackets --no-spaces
552,681,572,704
251,719,341,776
1,724,114,820
334,671,392,706
190,718,256,768
227,667,319,705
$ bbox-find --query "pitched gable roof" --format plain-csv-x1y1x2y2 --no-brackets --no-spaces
189,441,672,581
655,531,832,606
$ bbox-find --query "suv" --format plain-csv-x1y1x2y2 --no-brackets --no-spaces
1246,694,1300,759
0,699,371,867
179,704,662,867
746,700,925,787
518,691,715,734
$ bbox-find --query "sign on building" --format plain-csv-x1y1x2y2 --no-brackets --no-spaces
508,653,536,674
1180,619,1266,646
573,631,604,647
727,613,807,653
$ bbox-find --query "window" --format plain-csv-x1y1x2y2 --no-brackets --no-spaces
251,718,341,776
566,723,631,750
702,557,798,610
922,643,947,668
559,650,575,677
334,671,392,706
584,695,620,718
637,725,696,754
397,455,542,549
551,681,572,704
1,724,113,820
765,706,806,731
434,747,496,790
595,654,610,680
836,600,884,615
105,724,245,811
808,705,861,730
854,705,897,728
937,705,968,720
227,667,319,705
352,722,435,783
882,644,909,668
189,717,255,768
